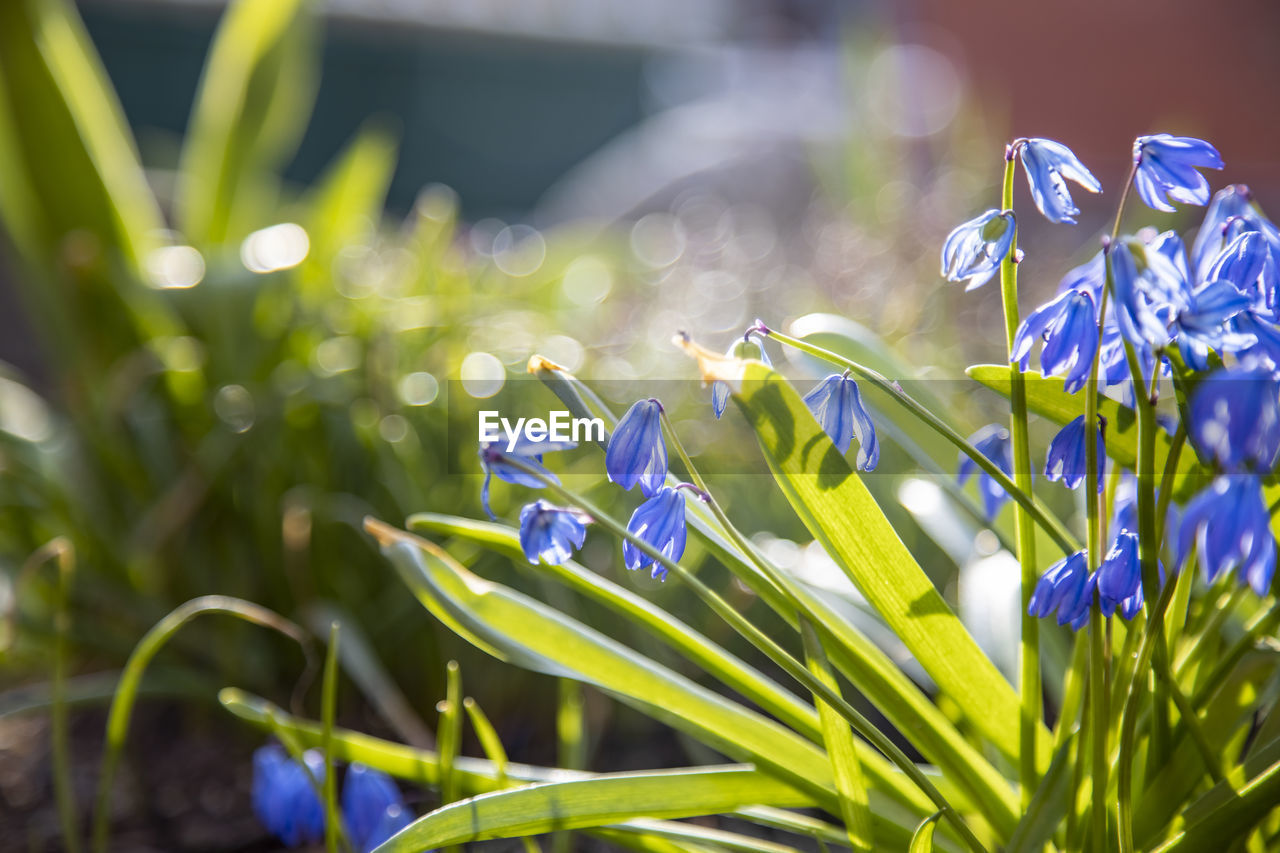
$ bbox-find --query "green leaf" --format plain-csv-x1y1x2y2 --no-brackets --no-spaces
365,519,934,821
910,812,942,853
724,361,1048,772
530,363,1019,836
371,767,904,853
408,512,823,743
297,120,399,296
801,618,873,852
966,365,1202,498
178,0,319,245
220,689,814,853
0,0,164,270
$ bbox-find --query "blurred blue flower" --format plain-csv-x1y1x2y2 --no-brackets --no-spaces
1045,415,1105,492
1028,550,1094,630
1188,367,1280,472
252,744,325,848
941,209,1016,291
606,399,668,496
343,764,408,853
1132,134,1224,213
479,433,576,521
361,805,412,853
1206,229,1276,308
518,500,589,565
803,373,879,471
1193,185,1257,277
622,486,689,580
1178,475,1276,595
1012,288,1098,392
1097,532,1144,618
1018,138,1101,224
958,425,1014,521
713,336,771,418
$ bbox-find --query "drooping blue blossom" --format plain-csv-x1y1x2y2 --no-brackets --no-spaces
1012,289,1098,392
1096,532,1143,619
713,335,771,418
1018,138,1102,224
1045,415,1105,492
1132,134,1224,213
958,425,1013,521
803,373,879,471
622,486,689,580
1028,550,1094,630
1193,185,1258,278
342,764,409,853
252,744,326,848
479,433,576,521
940,209,1016,291
1178,475,1277,595
518,500,589,565
1191,185,1280,284
1188,367,1280,473
606,399,668,497
1206,230,1276,311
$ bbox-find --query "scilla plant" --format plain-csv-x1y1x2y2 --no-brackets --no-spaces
221,134,1280,853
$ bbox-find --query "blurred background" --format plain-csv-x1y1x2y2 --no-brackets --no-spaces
2,0,1278,849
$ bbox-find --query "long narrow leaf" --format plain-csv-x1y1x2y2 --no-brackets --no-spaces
365,519,935,821
695,352,1048,771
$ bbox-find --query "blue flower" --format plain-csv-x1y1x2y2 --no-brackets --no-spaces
1188,367,1280,473
1018,138,1102,224
622,486,688,580
479,433,576,521
1096,532,1143,619
518,500,589,565
1028,550,1095,630
1110,237,1183,348
252,744,325,848
803,373,879,471
1045,415,1105,492
1178,475,1276,595
1192,185,1257,277
606,399,668,497
1012,289,1098,392
713,336,771,418
1056,250,1105,301
1133,134,1224,213
1232,311,1280,371
958,425,1013,521
343,764,409,853
940,209,1016,291
360,805,412,852
1173,279,1254,371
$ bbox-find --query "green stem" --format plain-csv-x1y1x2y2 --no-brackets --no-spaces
997,150,1041,811
322,622,340,853
505,457,990,853
91,597,312,853
764,329,1079,555
1089,608,1109,853
1190,599,1280,709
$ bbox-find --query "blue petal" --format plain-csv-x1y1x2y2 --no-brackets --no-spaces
1019,138,1101,224
606,400,668,496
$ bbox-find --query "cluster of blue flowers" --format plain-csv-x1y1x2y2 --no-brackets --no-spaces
945,132,1280,629
252,744,412,851
482,328,882,581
